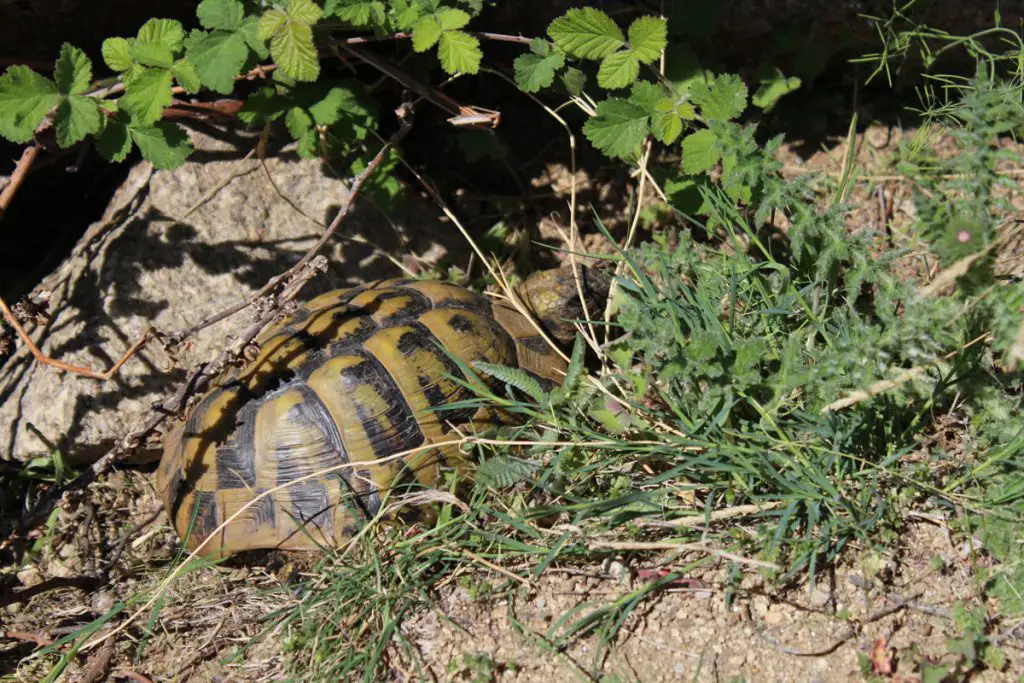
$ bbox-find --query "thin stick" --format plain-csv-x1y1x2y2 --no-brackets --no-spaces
588,541,781,571
0,144,40,220
0,294,153,379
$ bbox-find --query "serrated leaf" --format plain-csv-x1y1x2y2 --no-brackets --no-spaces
412,15,442,51
627,15,666,63
0,66,60,143
307,84,373,127
629,80,662,111
285,106,315,156
514,53,559,93
563,333,586,389
681,128,720,173
185,30,248,94
271,21,320,82
326,0,384,25
597,51,639,89
476,455,540,489
691,73,748,122
137,18,186,54
390,0,421,30
437,31,481,75
473,361,548,402
548,7,624,60
96,119,132,162
237,86,286,124
171,58,201,93
529,37,551,57
258,9,288,39
583,98,648,159
285,0,322,24
54,44,92,95
197,0,245,31
562,66,585,95
101,38,133,72
239,17,270,59
121,68,173,125
130,42,175,69
437,7,469,30
652,109,682,144
752,72,801,111
54,95,101,147
130,122,192,168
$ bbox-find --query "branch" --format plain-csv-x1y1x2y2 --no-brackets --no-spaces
16,102,416,534
0,144,40,220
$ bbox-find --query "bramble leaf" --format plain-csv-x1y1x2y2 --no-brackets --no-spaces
197,0,245,31
681,128,720,173
514,51,564,93
130,42,175,69
285,0,322,24
270,20,320,81
752,71,801,111
136,18,186,54
0,66,60,143
285,106,317,157
102,38,134,72
598,51,639,89
239,17,270,59
130,121,193,168
628,80,663,112
54,44,92,95
437,8,470,31
121,68,174,125
627,16,667,63
96,118,132,162
171,58,201,93
583,97,648,158
236,86,287,124
548,7,624,60
438,31,481,74
562,67,585,95
258,9,288,39
651,108,682,144
691,73,748,121
326,0,385,26
412,15,442,51
184,29,249,94
54,95,101,147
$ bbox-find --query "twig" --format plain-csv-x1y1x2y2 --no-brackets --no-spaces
588,540,781,571
638,501,786,529
101,508,163,580
0,575,102,608
74,642,113,683
2,630,54,647
0,294,154,379
168,616,227,678
0,144,40,220
17,102,416,537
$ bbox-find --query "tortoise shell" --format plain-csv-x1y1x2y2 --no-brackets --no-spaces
156,278,566,556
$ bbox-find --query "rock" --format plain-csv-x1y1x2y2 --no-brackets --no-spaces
0,129,461,462
764,607,786,627
809,586,831,608
16,565,42,587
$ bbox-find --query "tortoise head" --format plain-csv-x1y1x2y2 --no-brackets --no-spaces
515,265,610,345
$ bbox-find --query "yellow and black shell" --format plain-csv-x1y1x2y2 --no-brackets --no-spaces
156,278,567,556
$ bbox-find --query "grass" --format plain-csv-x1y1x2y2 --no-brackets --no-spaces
5,6,1024,683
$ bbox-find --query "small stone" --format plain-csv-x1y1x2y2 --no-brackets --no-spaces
809,587,831,608
535,596,546,610
17,565,43,587
674,662,686,676
92,591,115,613
752,596,770,616
765,607,786,627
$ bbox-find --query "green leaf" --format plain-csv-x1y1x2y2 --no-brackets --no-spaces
307,84,373,127
326,0,384,25
752,72,801,111
390,0,421,30
627,16,667,63
681,128,720,174
0,66,60,143
473,361,548,402
563,333,586,389
237,86,287,124
121,68,173,125
562,67,585,95
691,73,748,122
171,58,201,93
197,0,245,31
54,44,92,95
628,80,662,112
514,52,563,93
96,119,132,162
130,122,193,168
271,20,320,81
54,95,101,147
412,15,442,51
258,9,288,39
184,30,248,94
136,18,186,54
652,109,682,144
529,37,551,57
582,98,648,159
101,38,134,72
285,0,323,24
437,7,469,30
437,31,481,75
476,455,540,489
598,51,639,89
548,7,625,60
130,42,175,69
285,106,317,157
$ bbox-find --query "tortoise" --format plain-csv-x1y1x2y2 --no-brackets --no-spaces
156,266,607,557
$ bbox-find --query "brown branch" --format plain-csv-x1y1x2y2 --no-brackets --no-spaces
0,144,40,220
0,575,102,608
17,102,416,534
3,630,54,647
0,294,155,380
74,642,113,683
